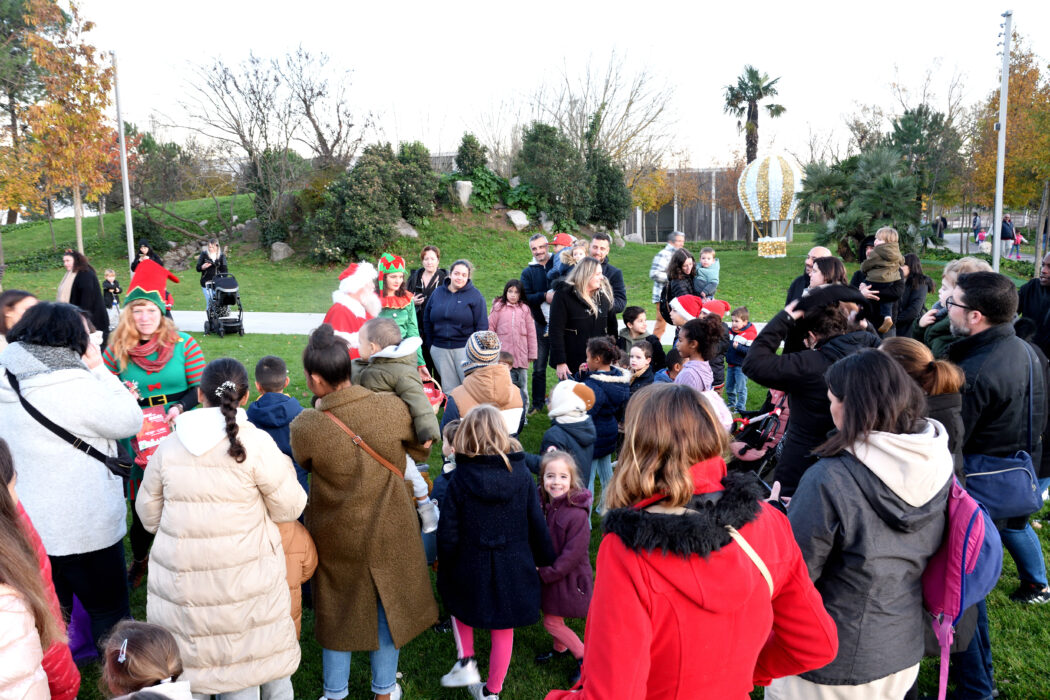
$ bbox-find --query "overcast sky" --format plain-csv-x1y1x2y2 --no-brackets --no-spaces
80,0,1050,168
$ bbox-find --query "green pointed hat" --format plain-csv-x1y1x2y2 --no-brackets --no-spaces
125,259,179,312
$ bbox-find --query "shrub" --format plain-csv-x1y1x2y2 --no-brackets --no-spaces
504,183,539,218
515,122,591,230
397,141,439,225
465,166,508,213
587,151,631,230
456,133,488,174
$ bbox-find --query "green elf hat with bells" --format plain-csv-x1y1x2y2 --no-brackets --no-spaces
125,259,180,312
376,253,407,292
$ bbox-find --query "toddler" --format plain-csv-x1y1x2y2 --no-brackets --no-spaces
860,226,905,333
525,380,597,486
103,269,122,308
548,239,588,286
535,451,593,687
101,620,191,699
354,317,440,532
615,306,666,371
725,306,758,413
693,247,720,298
246,355,306,495
577,337,631,514
654,348,683,383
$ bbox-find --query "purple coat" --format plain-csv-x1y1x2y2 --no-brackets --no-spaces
538,488,594,618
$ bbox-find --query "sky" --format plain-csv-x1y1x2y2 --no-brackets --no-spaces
79,0,1050,169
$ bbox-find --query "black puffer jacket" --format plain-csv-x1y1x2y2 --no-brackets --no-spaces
742,310,880,496
525,418,597,477
548,281,614,372
926,392,964,481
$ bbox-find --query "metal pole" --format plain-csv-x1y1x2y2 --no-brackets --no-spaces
111,51,135,269
992,10,1013,272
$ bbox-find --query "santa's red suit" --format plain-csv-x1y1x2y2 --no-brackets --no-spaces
323,262,381,358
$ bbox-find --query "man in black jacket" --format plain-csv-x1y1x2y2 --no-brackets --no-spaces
742,300,879,497
588,233,627,314
522,233,554,412
784,245,831,305
1018,252,1050,356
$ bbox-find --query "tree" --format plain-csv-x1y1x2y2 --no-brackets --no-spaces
723,65,786,164
455,133,487,174
584,110,631,230
514,122,591,230
23,0,113,254
889,104,963,222
397,141,438,225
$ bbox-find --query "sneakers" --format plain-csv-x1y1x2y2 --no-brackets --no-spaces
877,316,894,335
127,558,149,589
417,498,439,534
431,617,453,633
534,649,569,664
569,658,583,686
441,658,481,687
1009,582,1050,604
468,683,499,700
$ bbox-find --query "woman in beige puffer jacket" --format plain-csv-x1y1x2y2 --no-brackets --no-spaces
137,358,306,698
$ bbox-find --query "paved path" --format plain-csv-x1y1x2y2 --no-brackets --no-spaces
937,233,1036,263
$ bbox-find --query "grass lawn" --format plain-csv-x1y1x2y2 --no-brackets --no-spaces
6,213,1049,698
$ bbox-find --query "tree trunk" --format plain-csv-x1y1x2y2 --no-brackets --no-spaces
1034,180,1049,277
73,184,84,253
97,195,106,237
47,196,55,248
5,98,21,226
746,102,759,164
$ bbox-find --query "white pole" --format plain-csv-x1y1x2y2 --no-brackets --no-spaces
710,170,717,241
992,10,1013,272
112,51,135,269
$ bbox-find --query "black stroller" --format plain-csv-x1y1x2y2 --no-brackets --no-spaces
727,390,789,484
203,272,243,337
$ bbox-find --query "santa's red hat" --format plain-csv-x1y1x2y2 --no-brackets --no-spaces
669,295,704,322
337,262,378,295
701,299,731,317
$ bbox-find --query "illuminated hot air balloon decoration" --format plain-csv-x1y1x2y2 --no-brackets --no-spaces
737,154,803,258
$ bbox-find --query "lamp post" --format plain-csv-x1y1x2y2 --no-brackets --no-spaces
992,10,1013,272
111,51,135,268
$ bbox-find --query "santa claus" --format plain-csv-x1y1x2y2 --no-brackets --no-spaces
323,261,382,358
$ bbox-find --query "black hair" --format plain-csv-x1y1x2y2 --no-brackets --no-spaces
664,348,682,368
1015,317,1038,342
303,323,353,387
498,279,525,306
904,253,934,292
586,335,619,365
632,339,653,359
956,272,1018,325
78,309,97,333
7,301,89,355
592,231,612,244
199,358,249,463
0,290,36,334
254,355,289,393
801,303,848,343
623,306,645,326
667,248,696,281
679,315,723,360
813,256,847,286
62,248,93,274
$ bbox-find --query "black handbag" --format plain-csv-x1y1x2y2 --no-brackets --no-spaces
5,369,133,480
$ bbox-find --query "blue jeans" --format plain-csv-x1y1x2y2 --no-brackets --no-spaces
725,365,746,412
510,367,529,413
531,321,551,409
322,602,399,697
202,285,215,309
949,600,995,700
1000,476,1050,588
587,454,614,514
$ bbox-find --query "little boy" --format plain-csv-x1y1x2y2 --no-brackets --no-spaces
246,356,307,494
654,348,683,383
354,317,440,532
725,307,758,413
102,269,122,308
616,306,666,371
524,380,596,482
859,226,905,333
694,247,720,298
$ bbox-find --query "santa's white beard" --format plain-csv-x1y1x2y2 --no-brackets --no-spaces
360,291,381,318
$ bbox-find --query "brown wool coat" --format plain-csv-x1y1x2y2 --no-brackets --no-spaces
289,385,437,651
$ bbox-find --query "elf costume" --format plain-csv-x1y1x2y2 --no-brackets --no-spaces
322,261,381,359
377,253,425,367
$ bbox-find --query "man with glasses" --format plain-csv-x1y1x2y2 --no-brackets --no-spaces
522,233,553,413
785,246,832,305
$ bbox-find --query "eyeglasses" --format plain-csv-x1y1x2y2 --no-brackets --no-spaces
945,296,976,313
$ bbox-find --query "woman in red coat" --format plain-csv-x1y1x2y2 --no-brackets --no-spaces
546,383,838,700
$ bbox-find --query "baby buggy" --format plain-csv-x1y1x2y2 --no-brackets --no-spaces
204,272,243,337
727,389,789,484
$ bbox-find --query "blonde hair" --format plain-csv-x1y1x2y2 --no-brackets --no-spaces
101,620,183,697
104,268,116,277
875,226,899,244
107,300,180,372
942,256,993,287
565,257,612,317
604,384,729,510
452,404,522,470
539,450,584,504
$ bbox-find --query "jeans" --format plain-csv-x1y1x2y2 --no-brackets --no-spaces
1001,522,1048,587
192,677,293,700
322,602,399,697
531,321,551,409
430,345,467,393
587,454,614,513
949,600,995,699
725,365,747,412
50,539,131,648
510,367,529,413
202,285,215,310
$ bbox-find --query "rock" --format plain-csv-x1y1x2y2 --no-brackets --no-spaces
198,220,208,227
232,214,239,223
539,212,554,233
166,241,177,249
162,242,200,273
509,176,521,188
625,232,643,243
613,233,626,248
493,202,508,211
270,241,294,262
454,180,473,208
506,209,529,231
396,218,419,238
241,219,261,244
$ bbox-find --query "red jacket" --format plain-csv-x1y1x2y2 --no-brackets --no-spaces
546,458,837,700
18,503,80,700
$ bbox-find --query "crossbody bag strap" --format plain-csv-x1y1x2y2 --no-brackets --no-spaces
1022,342,1035,453
5,369,113,464
725,525,774,596
323,410,403,478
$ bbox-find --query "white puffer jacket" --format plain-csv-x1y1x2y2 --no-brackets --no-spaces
137,407,306,694
0,584,49,700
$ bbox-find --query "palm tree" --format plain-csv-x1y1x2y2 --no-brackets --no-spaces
723,66,786,163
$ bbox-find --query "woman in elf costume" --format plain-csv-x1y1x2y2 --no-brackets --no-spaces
377,252,431,382
102,260,206,588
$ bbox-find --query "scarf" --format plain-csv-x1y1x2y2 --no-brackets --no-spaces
128,335,176,373
56,271,75,303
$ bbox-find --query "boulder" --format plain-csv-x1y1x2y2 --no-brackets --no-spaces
613,233,626,248
454,180,473,208
270,241,295,262
506,210,529,231
396,218,419,238
625,232,643,243
162,242,201,272
509,176,521,188
241,219,261,244
539,212,554,233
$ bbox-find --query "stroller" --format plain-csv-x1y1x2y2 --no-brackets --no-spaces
203,272,244,337
727,389,789,484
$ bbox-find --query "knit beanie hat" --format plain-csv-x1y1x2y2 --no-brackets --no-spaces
376,253,407,291
548,380,595,424
669,294,704,322
461,331,501,374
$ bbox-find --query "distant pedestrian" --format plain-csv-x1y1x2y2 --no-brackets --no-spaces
648,231,684,340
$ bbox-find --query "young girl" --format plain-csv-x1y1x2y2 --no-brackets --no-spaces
438,405,555,700
576,337,631,513
535,451,593,687
674,315,724,392
136,358,306,699
101,620,190,699
488,279,537,412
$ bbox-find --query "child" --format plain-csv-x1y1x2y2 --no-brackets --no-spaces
1010,231,1029,260
535,450,593,686
674,315,722,392
440,331,525,436
525,380,597,480
488,280,537,412
576,337,631,513
103,269,122,308
277,519,317,639
548,239,588,286
693,247,720,298
354,317,441,532
654,348,683,383
246,355,306,495
725,307,758,413
860,226,905,333
628,340,655,396
135,358,305,698
438,405,555,700
615,306,666,372
101,620,191,699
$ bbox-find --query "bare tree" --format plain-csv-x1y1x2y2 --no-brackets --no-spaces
844,103,887,155
474,97,526,178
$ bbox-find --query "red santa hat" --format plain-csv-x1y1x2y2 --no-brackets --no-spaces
337,262,378,295
669,295,704,322
701,299,731,318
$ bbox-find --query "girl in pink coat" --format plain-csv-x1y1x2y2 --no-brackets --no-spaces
489,280,537,411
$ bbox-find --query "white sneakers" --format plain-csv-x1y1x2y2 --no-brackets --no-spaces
468,682,499,700
441,658,481,687
418,498,439,533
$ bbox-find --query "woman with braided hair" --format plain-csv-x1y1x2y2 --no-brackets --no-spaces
136,357,307,698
